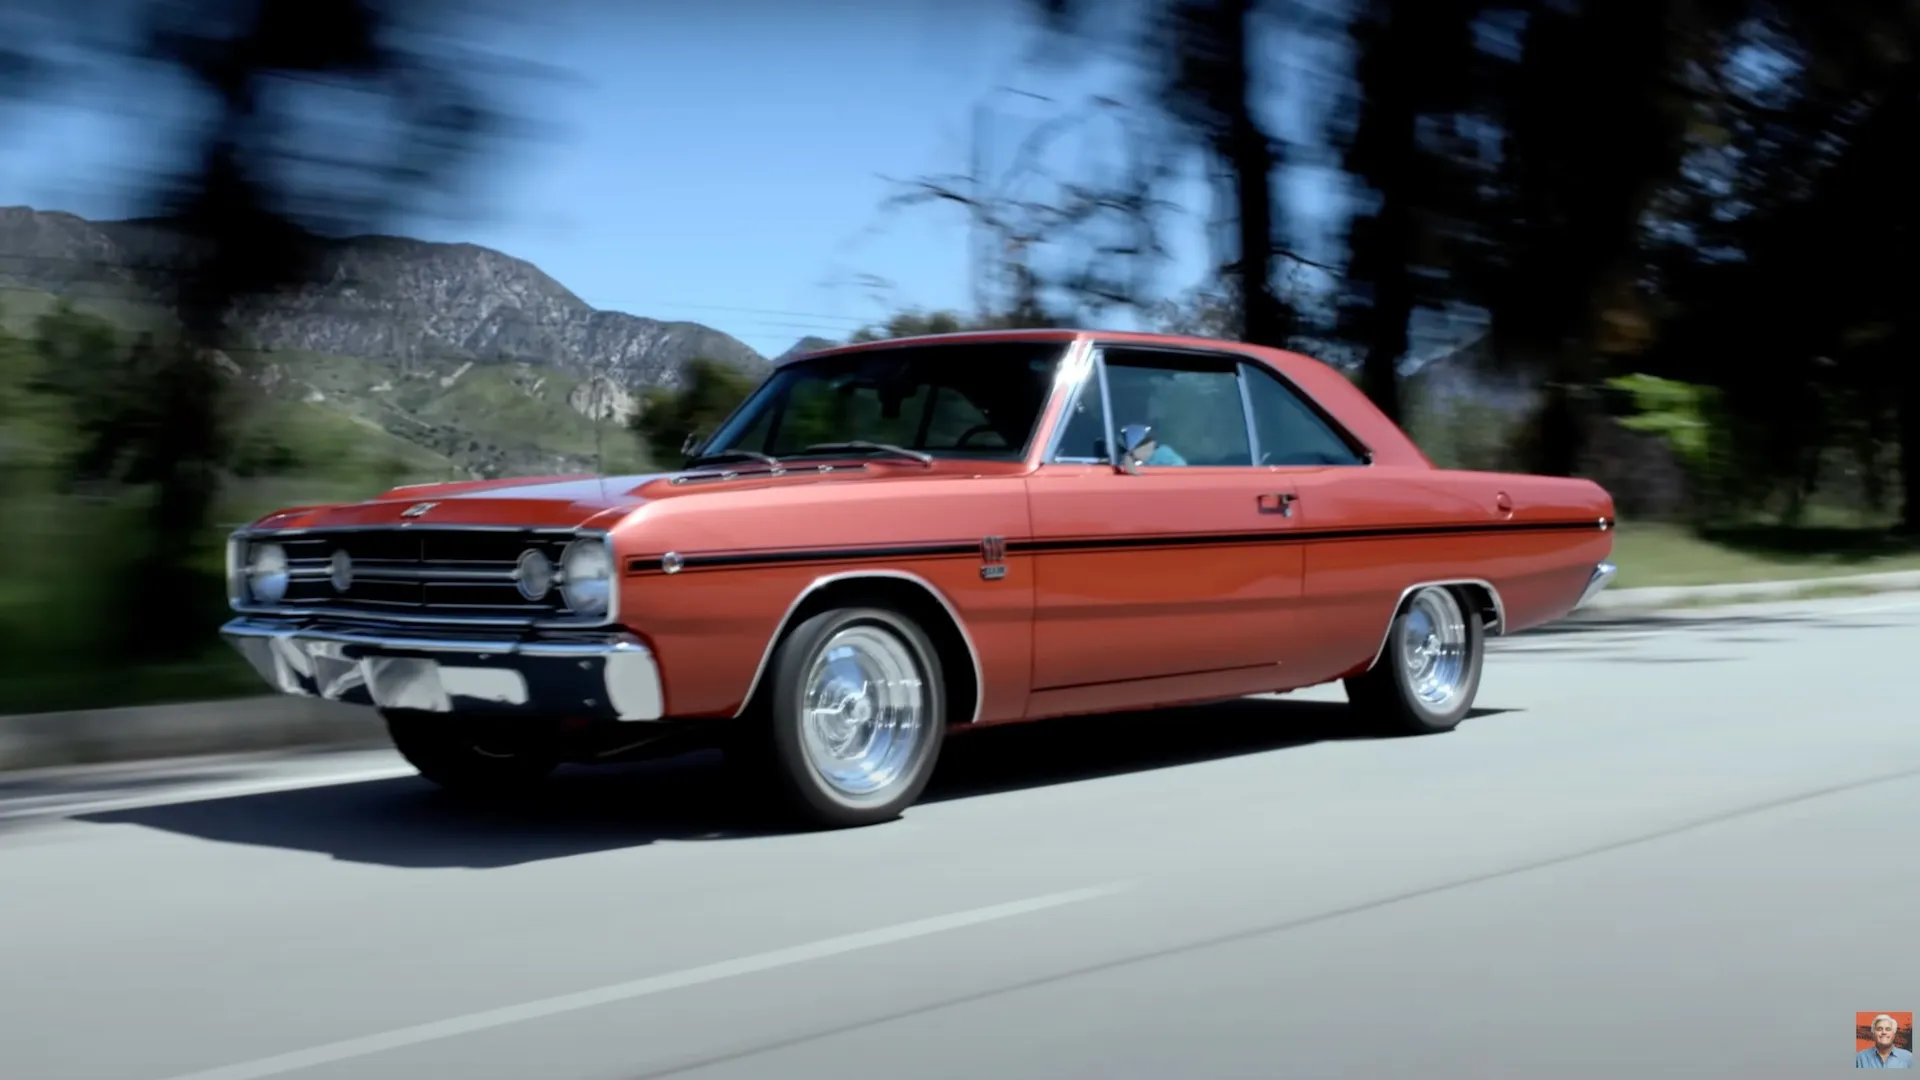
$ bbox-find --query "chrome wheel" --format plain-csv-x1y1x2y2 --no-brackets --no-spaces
1401,587,1469,712
799,623,929,798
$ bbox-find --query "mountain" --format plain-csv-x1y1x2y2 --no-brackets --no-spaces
0,206,775,479
773,336,842,364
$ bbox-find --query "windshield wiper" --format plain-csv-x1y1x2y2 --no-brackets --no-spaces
797,441,934,466
683,449,785,470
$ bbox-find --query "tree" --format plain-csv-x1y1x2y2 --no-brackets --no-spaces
629,357,761,466
1471,0,1744,478
1330,0,1486,424
2,0,519,658
847,307,1070,344
1033,0,1305,347
887,92,1172,329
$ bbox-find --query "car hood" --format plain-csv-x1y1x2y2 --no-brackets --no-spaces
244,463,994,533
248,472,675,533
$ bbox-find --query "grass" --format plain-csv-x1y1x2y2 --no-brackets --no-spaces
1607,520,1920,589
1655,579,1914,610
1,647,263,716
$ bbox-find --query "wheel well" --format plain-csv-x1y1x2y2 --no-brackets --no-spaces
1363,579,1504,673
1449,582,1504,635
758,575,982,725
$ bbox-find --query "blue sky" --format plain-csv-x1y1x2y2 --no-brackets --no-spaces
0,0,1350,358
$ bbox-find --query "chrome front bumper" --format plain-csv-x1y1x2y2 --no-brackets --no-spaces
1574,561,1618,610
220,618,665,722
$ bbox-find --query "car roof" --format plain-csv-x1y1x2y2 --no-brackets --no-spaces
791,327,1434,470
796,328,1328,384
800,328,1285,361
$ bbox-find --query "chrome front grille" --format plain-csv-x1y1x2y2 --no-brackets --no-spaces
266,528,580,621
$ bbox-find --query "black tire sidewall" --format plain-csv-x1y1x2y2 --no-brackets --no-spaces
383,710,558,791
1384,589,1485,733
763,605,947,827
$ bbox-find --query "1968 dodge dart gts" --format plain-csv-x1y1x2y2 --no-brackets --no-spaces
222,329,1617,827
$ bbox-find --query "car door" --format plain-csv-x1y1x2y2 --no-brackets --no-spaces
1232,356,1493,686
1024,344,1308,696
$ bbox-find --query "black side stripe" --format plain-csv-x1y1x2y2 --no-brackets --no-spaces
624,518,1609,576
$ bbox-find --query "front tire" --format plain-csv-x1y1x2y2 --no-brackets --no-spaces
383,711,559,797
735,604,947,829
1344,585,1485,735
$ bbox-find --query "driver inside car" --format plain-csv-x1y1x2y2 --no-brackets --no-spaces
1111,378,1188,466
1129,426,1188,466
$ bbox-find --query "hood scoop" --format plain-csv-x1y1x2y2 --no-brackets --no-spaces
668,462,869,486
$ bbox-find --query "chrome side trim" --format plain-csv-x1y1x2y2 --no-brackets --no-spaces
728,569,987,724
1362,579,1508,673
1574,561,1617,610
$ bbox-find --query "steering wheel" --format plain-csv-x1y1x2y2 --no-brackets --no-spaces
953,424,1006,448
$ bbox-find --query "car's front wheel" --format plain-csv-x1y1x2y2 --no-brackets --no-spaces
732,603,947,829
1344,584,1485,735
382,711,560,796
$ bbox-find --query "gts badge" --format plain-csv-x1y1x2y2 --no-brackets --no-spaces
979,535,1007,581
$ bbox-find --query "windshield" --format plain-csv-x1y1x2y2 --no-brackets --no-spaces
699,340,1068,463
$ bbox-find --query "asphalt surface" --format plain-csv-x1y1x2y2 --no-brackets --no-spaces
2,593,1917,1080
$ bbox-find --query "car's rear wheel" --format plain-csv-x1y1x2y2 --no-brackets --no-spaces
1344,585,1484,735
732,603,946,829
383,710,560,796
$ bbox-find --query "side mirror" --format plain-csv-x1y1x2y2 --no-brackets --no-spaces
680,431,707,459
1116,422,1154,475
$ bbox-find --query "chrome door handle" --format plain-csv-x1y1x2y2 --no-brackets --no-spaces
1256,492,1297,517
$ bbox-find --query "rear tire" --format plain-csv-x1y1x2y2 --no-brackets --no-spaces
383,711,559,797
1344,585,1485,735
731,603,946,829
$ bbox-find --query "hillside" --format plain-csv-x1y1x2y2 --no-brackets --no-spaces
774,336,841,364
0,206,774,478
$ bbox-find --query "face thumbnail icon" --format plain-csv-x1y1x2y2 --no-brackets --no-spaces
1856,1012,1913,1068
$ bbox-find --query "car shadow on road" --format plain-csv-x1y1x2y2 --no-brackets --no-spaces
76,698,1512,870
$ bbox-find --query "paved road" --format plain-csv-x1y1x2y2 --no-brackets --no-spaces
3,594,1917,1080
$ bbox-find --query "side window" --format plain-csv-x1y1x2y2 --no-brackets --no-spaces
1102,351,1252,467
1240,362,1366,466
1051,366,1110,462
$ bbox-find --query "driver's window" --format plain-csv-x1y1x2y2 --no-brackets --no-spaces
1100,350,1253,467
1052,369,1109,462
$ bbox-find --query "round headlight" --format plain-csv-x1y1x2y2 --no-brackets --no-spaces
559,539,613,618
514,548,554,601
246,543,289,604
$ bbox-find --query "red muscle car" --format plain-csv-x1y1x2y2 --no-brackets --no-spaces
222,330,1617,828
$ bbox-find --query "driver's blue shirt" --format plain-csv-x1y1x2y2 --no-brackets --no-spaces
1146,445,1187,466
1857,1046,1914,1068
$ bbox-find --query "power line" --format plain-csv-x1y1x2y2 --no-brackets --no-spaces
0,253,895,346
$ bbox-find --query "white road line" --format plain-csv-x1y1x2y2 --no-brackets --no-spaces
153,883,1133,1080
0,767,417,822
1830,596,1920,616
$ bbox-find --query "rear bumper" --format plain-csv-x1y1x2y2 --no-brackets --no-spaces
220,617,665,722
1574,561,1618,610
